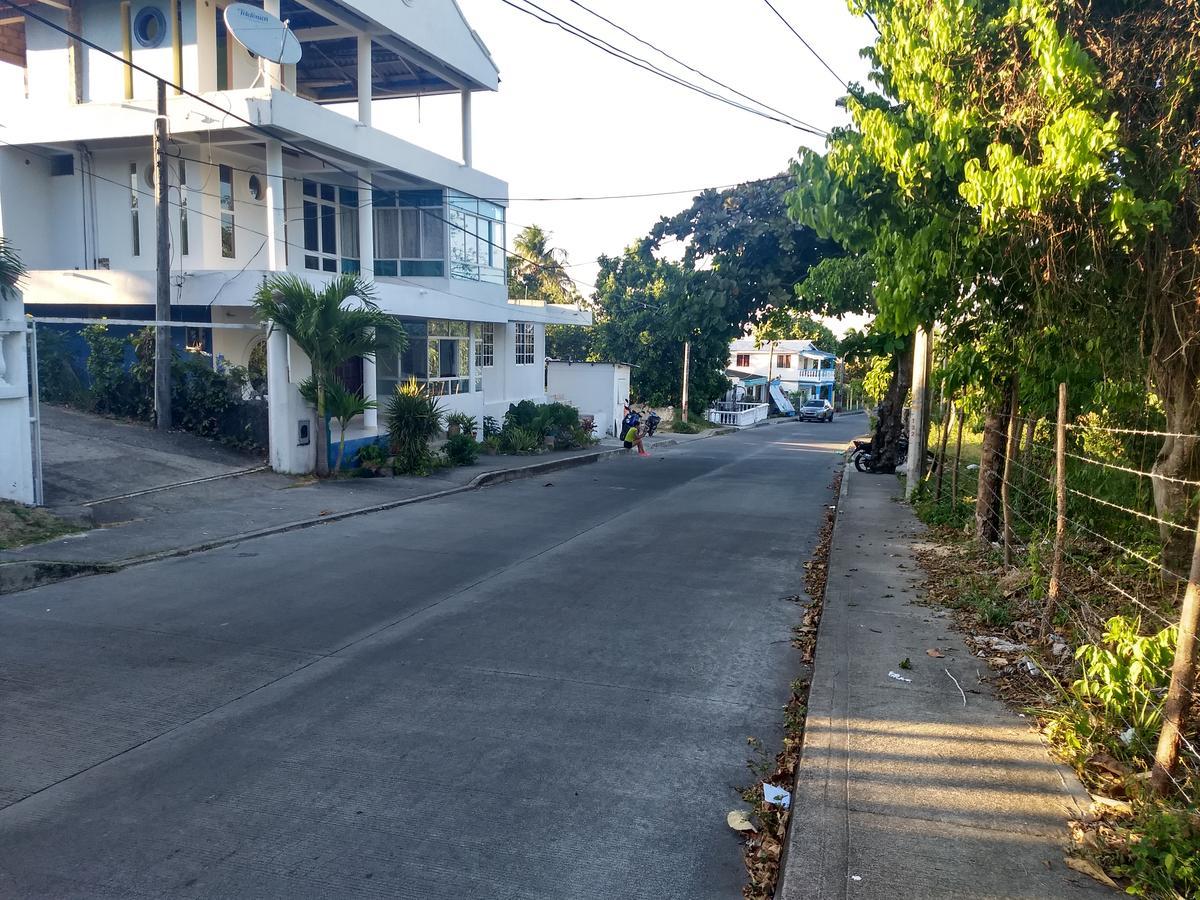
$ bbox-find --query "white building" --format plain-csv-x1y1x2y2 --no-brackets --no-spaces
0,0,589,472
727,337,836,404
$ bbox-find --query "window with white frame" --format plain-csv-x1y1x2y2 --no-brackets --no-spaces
177,159,189,256
514,322,535,365
776,354,792,368
377,319,472,399
448,192,506,284
473,322,494,392
219,164,235,258
735,353,750,367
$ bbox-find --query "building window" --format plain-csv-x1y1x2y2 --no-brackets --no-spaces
372,189,444,277
514,322,535,366
302,180,339,272
448,192,505,284
133,6,166,48
247,174,263,201
129,162,140,256
185,326,205,352
735,353,750,367
215,7,229,91
339,188,360,274
178,160,189,256
776,354,792,368
475,322,494,368
219,164,235,258
379,320,473,399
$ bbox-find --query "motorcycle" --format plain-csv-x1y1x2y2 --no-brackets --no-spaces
850,436,937,474
645,410,661,436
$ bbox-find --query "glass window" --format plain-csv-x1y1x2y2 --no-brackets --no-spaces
514,322,535,366
219,164,235,258
735,353,750,367
178,160,189,256
448,191,505,284
129,162,140,257
776,354,792,368
386,319,474,397
475,322,494,368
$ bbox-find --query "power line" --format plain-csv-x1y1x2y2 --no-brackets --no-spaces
559,0,823,136
759,0,848,90
496,0,828,137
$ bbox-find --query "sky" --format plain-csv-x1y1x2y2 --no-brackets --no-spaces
370,0,877,336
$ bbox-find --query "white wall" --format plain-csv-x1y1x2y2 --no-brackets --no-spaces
23,13,69,106
0,150,53,270
546,361,628,440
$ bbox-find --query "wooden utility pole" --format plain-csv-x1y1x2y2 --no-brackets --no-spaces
153,79,172,430
1001,374,1020,567
1044,383,1068,637
680,339,690,423
905,326,930,500
1152,505,1200,795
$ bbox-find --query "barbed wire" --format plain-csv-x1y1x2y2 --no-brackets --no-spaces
1067,488,1194,533
1063,423,1200,440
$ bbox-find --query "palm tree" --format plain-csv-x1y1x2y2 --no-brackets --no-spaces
507,224,580,305
300,376,377,475
0,237,24,296
252,273,404,477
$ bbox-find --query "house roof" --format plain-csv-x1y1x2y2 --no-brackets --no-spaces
729,337,835,358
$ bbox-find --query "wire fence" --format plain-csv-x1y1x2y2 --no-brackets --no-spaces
914,387,1199,802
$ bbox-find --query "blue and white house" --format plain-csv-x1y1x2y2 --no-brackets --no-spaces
727,338,837,403
0,0,589,473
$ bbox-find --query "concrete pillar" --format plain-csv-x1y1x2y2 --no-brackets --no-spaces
461,89,472,167
0,289,34,504
265,140,286,271
357,169,377,428
905,325,930,499
357,35,372,126
262,0,282,88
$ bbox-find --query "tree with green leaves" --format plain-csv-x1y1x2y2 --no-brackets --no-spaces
507,224,580,305
252,274,405,478
0,237,23,295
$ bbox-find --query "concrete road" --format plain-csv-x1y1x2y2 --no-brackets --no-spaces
0,419,858,900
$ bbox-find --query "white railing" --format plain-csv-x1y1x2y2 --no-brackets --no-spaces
708,402,769,428
794,368,835,383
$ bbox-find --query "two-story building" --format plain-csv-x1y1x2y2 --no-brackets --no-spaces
727,337,836,404
0,0,589,472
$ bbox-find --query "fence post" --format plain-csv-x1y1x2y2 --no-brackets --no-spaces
1151,504,1200,795
1043,383,1067,638
1002,374,1020,567
951,409,964,503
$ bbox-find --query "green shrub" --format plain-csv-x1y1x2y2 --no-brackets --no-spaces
355,442,387,469
1106,804,1200,899
535,401,580,435
83,323,139,416
1057,616,1176,763
386,378,444,474
482,415,501,438
444,432,480,466
447,411,478,437
498,424,540,454
672,417,701,434
504,399,540,430
34,328,85,404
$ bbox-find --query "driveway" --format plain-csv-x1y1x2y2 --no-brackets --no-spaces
0,419,859,899
37,404,264,507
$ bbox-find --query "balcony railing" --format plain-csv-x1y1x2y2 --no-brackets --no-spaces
708,402,770,428
794,368,835,382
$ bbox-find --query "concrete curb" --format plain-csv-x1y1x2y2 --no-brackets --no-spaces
3,433,735,595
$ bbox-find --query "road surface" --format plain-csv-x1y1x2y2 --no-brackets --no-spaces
0,419,859,899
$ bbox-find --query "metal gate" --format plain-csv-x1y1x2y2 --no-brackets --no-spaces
26,321,43,505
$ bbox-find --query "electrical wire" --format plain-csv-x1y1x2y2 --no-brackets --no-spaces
495,0,828,136
759,0,848,89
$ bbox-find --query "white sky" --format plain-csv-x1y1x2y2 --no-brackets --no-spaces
369,0,877,336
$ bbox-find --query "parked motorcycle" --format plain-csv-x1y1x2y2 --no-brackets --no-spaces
850,436,937,474
645,410,661,436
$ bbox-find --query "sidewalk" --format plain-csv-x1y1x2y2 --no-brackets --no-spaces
779,469,1111,900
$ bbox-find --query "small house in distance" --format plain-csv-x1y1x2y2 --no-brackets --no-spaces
727,338,836,403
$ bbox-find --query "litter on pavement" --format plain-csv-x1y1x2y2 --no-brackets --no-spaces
888,671,912,683
762,783,791,808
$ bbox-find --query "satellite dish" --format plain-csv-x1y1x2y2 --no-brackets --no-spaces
224,3,302,66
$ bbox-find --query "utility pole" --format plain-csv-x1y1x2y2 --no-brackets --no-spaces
905,326,930,500
153,79,171,430
681,339,691,423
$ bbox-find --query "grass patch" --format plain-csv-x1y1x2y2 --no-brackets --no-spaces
0,501,79,550
670,417,702,434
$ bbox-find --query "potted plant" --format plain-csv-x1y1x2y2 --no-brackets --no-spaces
446,411,478,440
